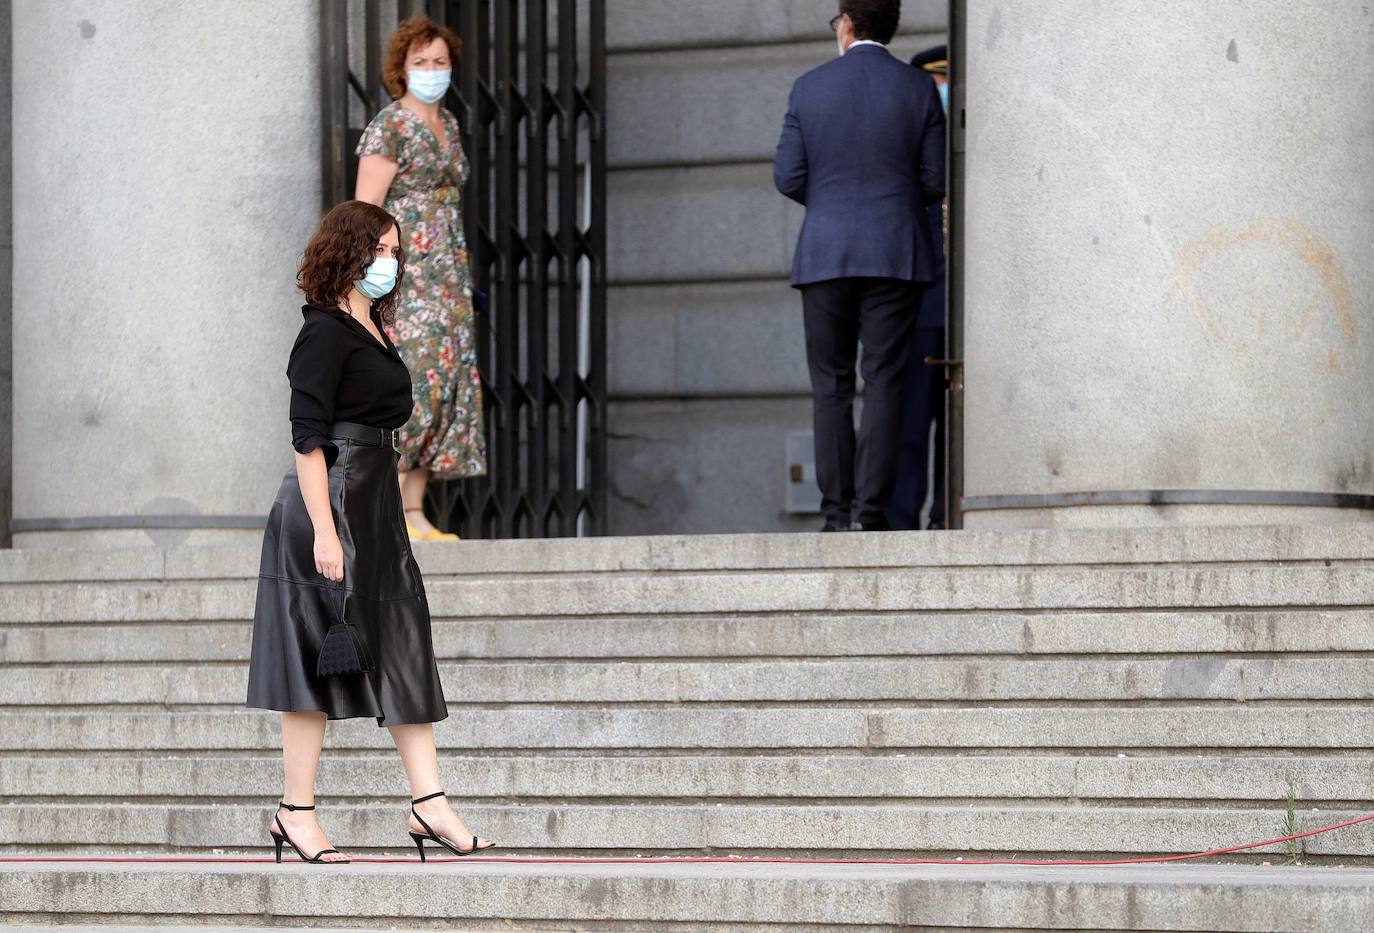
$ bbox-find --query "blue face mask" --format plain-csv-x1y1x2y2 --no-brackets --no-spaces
938,81,949,114
408,69,451,104
355,257,398,299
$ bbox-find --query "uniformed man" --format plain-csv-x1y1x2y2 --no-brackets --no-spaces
889,45,950,530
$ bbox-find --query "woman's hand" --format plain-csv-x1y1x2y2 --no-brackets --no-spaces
314,532,344,583
294,448,341,581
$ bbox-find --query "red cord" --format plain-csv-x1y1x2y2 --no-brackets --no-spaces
4,811,1371,867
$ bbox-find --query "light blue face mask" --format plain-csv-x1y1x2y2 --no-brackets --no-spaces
355,257,398,299
938,81,949,114
407,69,451,104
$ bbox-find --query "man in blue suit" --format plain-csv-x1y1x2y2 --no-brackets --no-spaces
773,0,946,532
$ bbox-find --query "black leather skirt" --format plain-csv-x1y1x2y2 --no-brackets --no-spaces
246,424,448,726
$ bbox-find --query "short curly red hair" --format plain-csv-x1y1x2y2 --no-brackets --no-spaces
297,201,406,326
383,16,462,99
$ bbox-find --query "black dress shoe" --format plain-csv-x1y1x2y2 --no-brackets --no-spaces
857,518,892,532
820,521,850,532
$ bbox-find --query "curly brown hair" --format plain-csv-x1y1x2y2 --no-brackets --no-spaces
382,15,462,99
297,201,406,326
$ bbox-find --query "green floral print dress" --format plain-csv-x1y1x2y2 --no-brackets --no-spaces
356,101,486,478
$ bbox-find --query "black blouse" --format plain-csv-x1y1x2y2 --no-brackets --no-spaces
287,304,413,458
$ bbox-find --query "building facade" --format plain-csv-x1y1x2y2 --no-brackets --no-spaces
3,0,1370,547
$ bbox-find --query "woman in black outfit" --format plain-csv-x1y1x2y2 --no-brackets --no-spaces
246,200,494,864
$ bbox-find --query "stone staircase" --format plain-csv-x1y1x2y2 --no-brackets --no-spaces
2,524,1374,930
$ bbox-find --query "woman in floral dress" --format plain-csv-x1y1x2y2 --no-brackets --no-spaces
356,15,485,541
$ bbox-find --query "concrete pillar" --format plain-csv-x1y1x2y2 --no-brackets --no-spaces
960,2,1374,528
11,1,321,547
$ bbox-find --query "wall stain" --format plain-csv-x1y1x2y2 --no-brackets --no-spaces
985,7,1003,51
1173,218,1356,354
140,496,199,549
1044,447,1064,479
1162,658,1228,699
1333,455,1374,492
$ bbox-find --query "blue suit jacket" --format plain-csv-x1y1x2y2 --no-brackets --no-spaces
773,44,946,288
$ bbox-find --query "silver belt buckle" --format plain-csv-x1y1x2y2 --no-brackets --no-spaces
387,428,400,452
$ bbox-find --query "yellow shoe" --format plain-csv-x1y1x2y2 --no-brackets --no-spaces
405,509,460,541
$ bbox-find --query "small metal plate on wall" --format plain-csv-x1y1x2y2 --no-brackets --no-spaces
786,430,822,514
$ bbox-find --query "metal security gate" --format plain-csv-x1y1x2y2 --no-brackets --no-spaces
320,0,607,539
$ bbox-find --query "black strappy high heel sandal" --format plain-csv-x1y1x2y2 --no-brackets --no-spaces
269,801,350,864
408,790,496,861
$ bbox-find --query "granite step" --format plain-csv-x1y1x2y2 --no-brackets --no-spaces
0,926,501,933
2,656,1370,707
3,523,1372,584
2,801,1372,857
3,754,1369,804
2,564,1372,624
2,706,1368,753
3,858,1374,931
3,609,1373,664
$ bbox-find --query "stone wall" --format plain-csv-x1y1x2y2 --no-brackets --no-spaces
604,0,947,535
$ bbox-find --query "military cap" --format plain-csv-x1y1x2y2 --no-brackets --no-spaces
910,44,948,73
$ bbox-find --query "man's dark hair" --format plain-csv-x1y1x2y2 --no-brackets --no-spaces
840,0,901,44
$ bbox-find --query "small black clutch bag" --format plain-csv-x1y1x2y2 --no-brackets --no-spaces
317,621,374,678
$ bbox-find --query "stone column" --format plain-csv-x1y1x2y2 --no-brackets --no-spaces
960,2,1374,528
11,1,321,547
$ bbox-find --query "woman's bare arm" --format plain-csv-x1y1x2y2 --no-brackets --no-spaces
355,154,399,206
295,448,343,582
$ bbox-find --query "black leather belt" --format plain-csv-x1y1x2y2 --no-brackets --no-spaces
330,421,401,452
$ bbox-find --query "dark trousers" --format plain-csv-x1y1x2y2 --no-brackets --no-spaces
801,277,923,527
888,326,947,529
